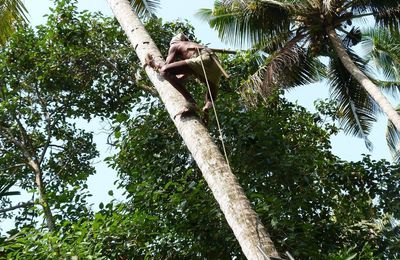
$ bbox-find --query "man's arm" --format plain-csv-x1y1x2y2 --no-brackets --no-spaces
164,45,178,65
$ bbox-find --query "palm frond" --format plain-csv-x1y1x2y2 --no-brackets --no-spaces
197,0,294,47
374,5,400,32
130,0,160,19
363,28,400,81
386,105,400,163
241,35,325,101
351,0,399,13
0,0,27,45
0,177,19,198
342,27,362,48
351,0,400,31
329,49,376,149
252,29,294,53
370,79,400,97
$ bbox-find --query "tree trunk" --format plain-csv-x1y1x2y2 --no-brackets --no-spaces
28,159,55,231
106,0,279,258
327,28,400,132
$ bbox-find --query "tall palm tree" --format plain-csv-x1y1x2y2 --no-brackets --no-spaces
0,0,27,45
108,0,280,258
199,0,400,146
363,27,400,161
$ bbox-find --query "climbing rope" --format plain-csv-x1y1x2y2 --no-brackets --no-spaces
196,48,232,170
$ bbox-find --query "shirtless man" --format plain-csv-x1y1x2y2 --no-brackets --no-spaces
145,33,222,118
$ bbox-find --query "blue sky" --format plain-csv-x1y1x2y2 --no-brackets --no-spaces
1,0,394,233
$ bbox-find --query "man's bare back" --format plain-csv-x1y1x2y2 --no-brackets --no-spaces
167,41,204,61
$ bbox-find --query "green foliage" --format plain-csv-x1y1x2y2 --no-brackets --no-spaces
102,49,399,258
104,82,400,258
0,0,27,45
1,0,144,120
1,203,155,259
0,0,144,230
1,1,399,259
329,49,376,147
200,0,400,146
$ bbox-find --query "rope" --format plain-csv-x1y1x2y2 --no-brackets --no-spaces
196,48,231,170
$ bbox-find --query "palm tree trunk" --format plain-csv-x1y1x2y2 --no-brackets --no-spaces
327,28,400,132
106,0,279,258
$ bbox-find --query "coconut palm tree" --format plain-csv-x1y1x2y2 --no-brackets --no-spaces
108,0,280,258
0,0,27,45
363,27,400,161
198,0,400,146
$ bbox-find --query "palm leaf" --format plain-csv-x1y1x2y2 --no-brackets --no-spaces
241,35,325,102
329,49,376,149
197,0,294,47
0,177,20,198
351,0,400,31
130,0,160,19
342,27,362,48
0,0,27,45
351,0,399,13
363,28,400,81
370,79,400,97
252,29,294,53
386,105,400,163
374,5,400,32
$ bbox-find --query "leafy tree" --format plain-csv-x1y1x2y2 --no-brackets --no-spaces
0,0,151,231
199,0,400,146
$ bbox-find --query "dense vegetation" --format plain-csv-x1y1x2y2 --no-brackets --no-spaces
0,0,399,259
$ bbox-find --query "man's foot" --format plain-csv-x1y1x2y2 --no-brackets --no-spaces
202,101,213,112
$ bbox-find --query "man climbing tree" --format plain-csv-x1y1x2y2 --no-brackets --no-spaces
145,33,223,120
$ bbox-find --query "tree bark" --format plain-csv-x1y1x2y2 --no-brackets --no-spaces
327,28,400,132
106,0,279,258
28,159,55,231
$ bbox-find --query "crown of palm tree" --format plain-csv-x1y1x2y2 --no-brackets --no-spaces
198,0,400,147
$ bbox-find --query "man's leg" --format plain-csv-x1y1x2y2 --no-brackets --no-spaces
160,61,197,104
144,54,191,94
203,82,218,112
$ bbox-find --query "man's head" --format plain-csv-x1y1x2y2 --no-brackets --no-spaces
169,33,189,46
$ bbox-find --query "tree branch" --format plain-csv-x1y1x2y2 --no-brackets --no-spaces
0,201,34,214
0,124,32,160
